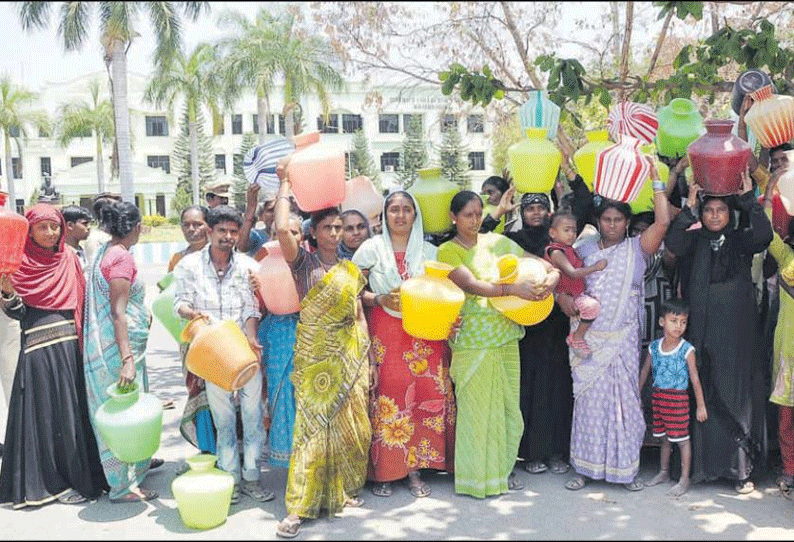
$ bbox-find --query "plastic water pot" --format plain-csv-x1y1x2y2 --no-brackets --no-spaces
181,316,260,392
94,382,163,463
257,241,300,315
408,168,459,235
574,130,612,191
593,134,651,203
608,101,658,145
285,132,346,212
517,90,560,140
0,191,29,274
400,261,465,341
172,454,234,530
151,276,188,345
508,128,562,194
687,120,751,196
629,146,670,214
655,98,705,159
341,176,384,221
489,254,554,326
744,85,794,149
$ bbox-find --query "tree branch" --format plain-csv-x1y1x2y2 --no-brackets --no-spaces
647,8,674,78
618,1,634,102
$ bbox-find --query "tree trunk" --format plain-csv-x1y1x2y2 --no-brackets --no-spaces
189,117,199,205
612,2,621,65
4,134,14,211
284,102,295,139
257,92,267,145
95,133,105,194
111,39,134,204
618,2,634,102
647,8,674,78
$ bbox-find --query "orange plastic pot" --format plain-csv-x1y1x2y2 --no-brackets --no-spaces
181,316,260,392
0,191,29,274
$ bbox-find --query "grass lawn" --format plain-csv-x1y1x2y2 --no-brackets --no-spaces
139,224,184,243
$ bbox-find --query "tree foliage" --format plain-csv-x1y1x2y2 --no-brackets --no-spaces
348,128,381,190
397,114,428,189
233,132,257,211
171,102,214,214
439,124,471,190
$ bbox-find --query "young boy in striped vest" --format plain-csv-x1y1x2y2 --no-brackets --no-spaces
639,297,707,496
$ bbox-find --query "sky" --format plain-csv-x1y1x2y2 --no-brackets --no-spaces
0,2,667,93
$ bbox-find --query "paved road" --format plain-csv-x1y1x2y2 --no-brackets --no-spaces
0,261,793,540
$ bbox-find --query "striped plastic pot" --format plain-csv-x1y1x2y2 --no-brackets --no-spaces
243,137,296,192
517,90,560,140
594,134,650,203
745,85,794,149
607,101,659,145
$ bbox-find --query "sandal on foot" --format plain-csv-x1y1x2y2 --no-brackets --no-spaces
230,484,241,505
735,480,754,494
371,482,392,497
777,474,794,491
149,458,164,470
565,475,587,491
241,480,274,502
276,516,302,538
109,488,158,503
624,478,645,492
548,459,570,475
525,460,548,474
345,496,364,508
408,481,431,498
161,399,176,410
508,472,524,491
57,490,87,505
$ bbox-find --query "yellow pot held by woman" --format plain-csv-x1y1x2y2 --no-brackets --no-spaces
489,254,554,326
400,261,465,341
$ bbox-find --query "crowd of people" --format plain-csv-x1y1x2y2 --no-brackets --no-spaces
0,98,792,539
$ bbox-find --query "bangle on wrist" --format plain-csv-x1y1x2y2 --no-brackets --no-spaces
652,180,665,192
375,294,383,307
1,290,15,301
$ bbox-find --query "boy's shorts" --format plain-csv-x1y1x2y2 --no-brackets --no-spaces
652,387,690,442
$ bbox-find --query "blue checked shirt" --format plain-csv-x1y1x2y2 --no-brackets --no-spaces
173,245,260,329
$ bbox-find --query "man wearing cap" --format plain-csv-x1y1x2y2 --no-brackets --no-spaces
205,179,232,209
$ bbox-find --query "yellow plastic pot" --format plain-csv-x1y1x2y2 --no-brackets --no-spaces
400,261,465,340
573,130,612,192
172,454,234,530
629,146,670,214
508,128,562,194
489,254,554,326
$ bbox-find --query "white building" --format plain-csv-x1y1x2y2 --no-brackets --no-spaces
2,70,495,215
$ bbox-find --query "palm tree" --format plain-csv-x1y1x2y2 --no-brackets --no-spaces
18,1,210,204
0,75,48,210
56,79,114,194
218,8,345,139
144,42,228,205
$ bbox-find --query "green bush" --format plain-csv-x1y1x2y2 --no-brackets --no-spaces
167,216,180,225
142,215,168,227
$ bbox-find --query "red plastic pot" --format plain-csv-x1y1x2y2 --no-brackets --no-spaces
687,120,751,196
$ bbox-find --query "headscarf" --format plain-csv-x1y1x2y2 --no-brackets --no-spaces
520,192,551,212
337,209,371,261
506,192,551,257
695,194,741,283
11,203,86,340
352,190,437,318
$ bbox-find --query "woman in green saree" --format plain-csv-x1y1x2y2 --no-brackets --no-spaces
437,191,559,498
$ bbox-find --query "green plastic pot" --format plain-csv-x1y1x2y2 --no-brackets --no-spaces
94,382,163,463
172,454,234,530
152,279,187,345
408,168,459,235
655,98,704,159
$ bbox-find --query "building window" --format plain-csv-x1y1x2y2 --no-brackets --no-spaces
317,113,339,134
233,153,243,177
156,194,166,216
147,155,171,174
11,157,22,179
379,114,399,134
403,114,422,133
252,114,259,134
70,156,93,168
40,157,51,179
266,114,275,134
468,151,486,171
342,114,363,134
8,125,20,138
467,114,484,133
380,151,400,172
278,115,286,136
215,154,226,175
441,114,458,132
232,114,243,135
39,126,50,138
15,199,24,214
145,115,169,136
